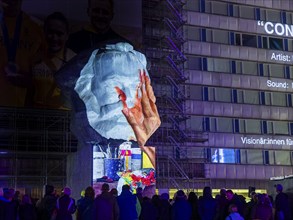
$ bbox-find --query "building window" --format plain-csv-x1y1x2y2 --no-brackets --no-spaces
211,1,228,16
246,150,263,164
264,150,269,165
211,148,236,163
187,116,203,131
271,92,286,107
239,5,255,19
245,119,261,134
242,61,258,75
186,0,200,11
269,37,283,50
273,121,289,135
189,85,202,100
185,26,200,41
242,34,257,47
207,58,230,73
237,90,244,103
275,151,291,165
212,29,229,44
216,118,233,132
269,64,284,78
186,56,202,70
215,88,231,102
266,9,281,23
243,90,260,104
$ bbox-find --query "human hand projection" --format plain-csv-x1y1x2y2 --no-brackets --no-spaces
115,69,161,147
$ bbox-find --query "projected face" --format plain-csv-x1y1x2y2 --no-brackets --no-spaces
74,43,148,141
87,0,113,33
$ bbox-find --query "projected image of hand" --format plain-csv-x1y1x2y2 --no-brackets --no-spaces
115,69,161,147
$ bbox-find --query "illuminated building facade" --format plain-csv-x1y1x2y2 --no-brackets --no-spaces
185,0,293,189
143,0,293,190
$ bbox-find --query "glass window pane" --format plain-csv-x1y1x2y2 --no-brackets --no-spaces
185,0,199,11
273,121,288,135
189,85,202,100
267,10,281,23
240,149,247,164
187,56,201,70
213,30,229,44
245,120,261,134
242,61,258,75
214,58,230,73
270,64,284,78
215,88,231,102
269,37,283,50
271,92,286,106
216,118,233,132
246,150,263,164
188,116,203,131
185,26,200,41
242,34,257,47
275,151,290,165
243,90,259,104
211,1,227,16
239,5,255,19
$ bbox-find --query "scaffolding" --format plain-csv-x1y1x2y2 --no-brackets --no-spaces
142,0,210,190
0,107,78,197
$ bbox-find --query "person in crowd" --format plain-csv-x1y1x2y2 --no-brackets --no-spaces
117,184,140,220
36,185,57,220
76,186,95,220
93,183,119,220
244,191,257,220
251,193,273,220
215,188,229,220
225,204,244,220
66,0,132,53
135,187,143,204
110,188,118,197
171,190,192,220
159,193,171,220
225,189,246,218
0,0,45,107
198,186,217,220
274,184,291,220
139,196,159,220
0,188,17,220
18,194,37,220
188,191,200,220
32,11,75,109
55,186,76,220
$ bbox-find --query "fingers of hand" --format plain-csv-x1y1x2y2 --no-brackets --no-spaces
115,86,128,108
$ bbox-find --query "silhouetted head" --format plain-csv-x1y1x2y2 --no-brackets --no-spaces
101,183,110,192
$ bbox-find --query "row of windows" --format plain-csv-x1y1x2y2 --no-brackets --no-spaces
189,85,293,107
208,148,293,166
188,116,292,135
187,56,293,79
187,0,293,24
185,27,293,51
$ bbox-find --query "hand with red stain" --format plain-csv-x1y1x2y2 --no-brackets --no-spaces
115,69,161,167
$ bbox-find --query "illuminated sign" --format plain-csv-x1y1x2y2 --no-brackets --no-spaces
258,21,293,37
241,137,293,146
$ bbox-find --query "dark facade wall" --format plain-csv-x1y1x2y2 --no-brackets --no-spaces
66,144,92,200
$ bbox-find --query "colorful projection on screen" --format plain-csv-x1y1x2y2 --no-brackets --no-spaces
93,143,156,195
73,42,160,195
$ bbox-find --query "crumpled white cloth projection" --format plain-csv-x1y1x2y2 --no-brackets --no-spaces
74,42,149,141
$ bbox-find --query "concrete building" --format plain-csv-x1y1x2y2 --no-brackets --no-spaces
143,0,293,192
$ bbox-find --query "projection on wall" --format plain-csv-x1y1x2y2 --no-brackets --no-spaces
73,42,160,195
